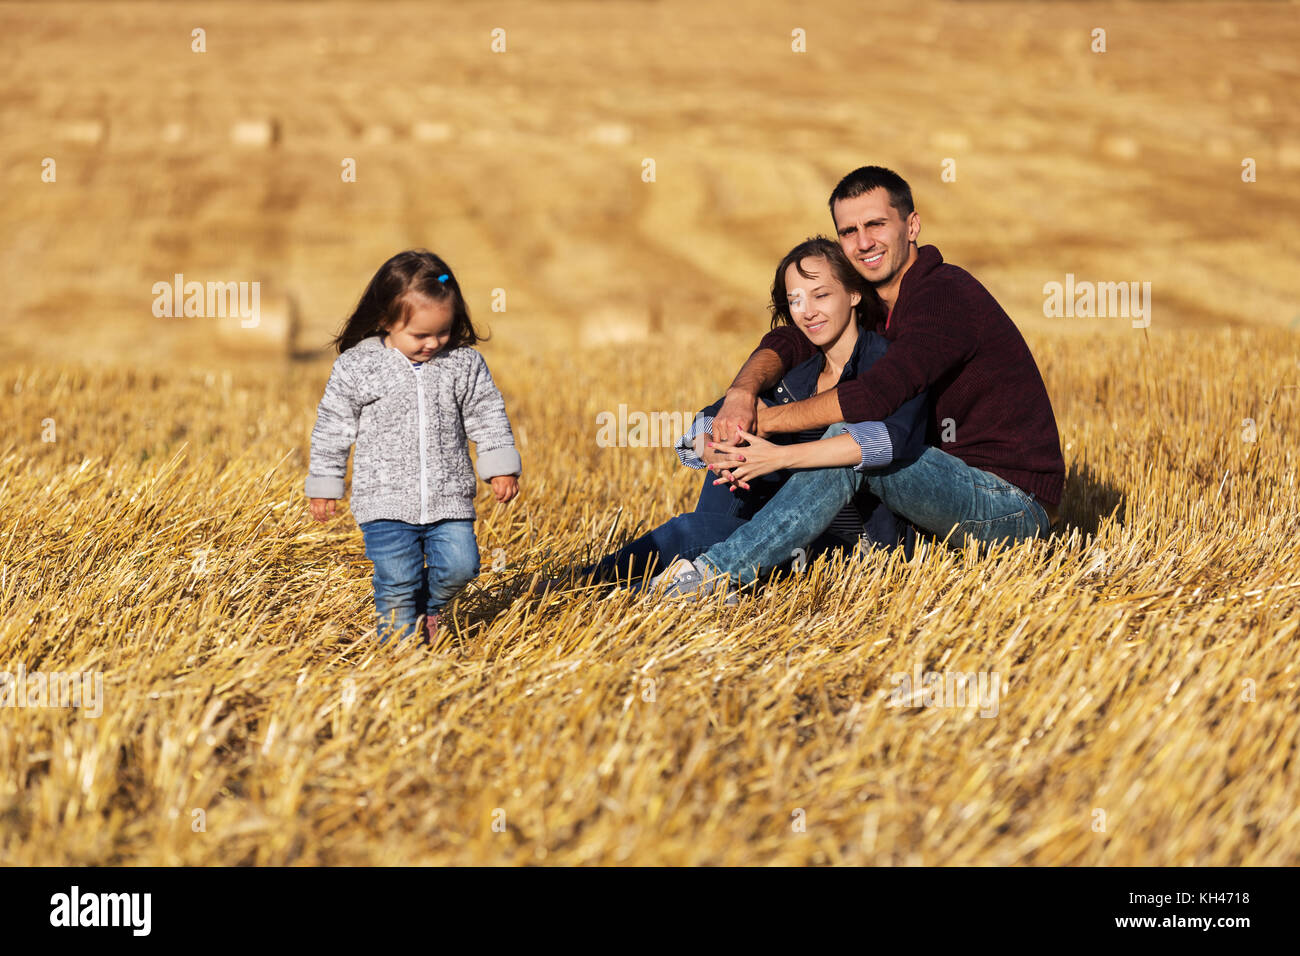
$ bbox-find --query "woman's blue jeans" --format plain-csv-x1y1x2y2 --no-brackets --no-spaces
697,424,1052,586
584,467,853,585
359,518,479,642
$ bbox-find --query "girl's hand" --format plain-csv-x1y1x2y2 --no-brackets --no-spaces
309,497,337,522
708,426,789,490
490,475,519,503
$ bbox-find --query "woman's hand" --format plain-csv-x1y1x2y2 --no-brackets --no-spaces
490,474,520,503
707,426,790,490
309,497,337,522
695,436,740,486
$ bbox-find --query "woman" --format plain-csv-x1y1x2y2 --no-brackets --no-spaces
570,236,929,599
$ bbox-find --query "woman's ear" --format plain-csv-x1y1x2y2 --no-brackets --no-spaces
850,292,862,308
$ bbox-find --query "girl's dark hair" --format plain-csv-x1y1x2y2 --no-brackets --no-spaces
331,249,486,354
769,236,885,330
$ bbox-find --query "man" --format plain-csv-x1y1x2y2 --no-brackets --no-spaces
657,165,1065,600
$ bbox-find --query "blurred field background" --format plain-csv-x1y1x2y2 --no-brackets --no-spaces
1,1,1299,865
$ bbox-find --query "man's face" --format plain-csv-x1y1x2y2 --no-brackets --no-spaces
831,187,919,288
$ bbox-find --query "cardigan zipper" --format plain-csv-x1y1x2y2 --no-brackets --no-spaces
410,361,429,524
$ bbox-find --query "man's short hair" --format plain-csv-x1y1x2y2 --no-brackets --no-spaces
828,166,915,219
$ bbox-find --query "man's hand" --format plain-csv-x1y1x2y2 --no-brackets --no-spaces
490,474,520,503
309,497,337,522
712,388,758,444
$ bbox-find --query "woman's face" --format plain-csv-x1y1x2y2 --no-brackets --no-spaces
784,256,861,349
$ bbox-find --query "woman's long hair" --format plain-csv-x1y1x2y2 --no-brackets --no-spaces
768,236,886,331
331,249,486,354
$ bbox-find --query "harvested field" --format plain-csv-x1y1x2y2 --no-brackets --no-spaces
1,1,1298,865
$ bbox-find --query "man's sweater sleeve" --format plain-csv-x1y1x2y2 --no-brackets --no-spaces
836,293,979,422
305,357,362,499
461,351,522,480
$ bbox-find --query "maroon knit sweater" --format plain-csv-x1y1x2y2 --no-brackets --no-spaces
757,244,1065,505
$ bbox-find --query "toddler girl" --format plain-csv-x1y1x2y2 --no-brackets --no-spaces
307,250,521,642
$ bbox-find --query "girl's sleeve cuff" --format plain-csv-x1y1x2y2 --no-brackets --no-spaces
305,475,345,499
475,446,523,480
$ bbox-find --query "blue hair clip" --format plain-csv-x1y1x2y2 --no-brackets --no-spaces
437,273,449,283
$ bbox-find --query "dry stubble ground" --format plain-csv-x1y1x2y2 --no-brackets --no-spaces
1,325,1298,865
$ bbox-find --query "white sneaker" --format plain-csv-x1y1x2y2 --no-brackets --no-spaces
648,557,738,605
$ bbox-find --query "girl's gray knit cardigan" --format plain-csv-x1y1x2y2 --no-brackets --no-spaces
305,336,521,525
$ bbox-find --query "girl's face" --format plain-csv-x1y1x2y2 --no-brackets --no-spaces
784,257,861,349
383,293,454,361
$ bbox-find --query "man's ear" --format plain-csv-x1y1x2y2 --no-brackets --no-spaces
850,291,862,308
907,211,921,243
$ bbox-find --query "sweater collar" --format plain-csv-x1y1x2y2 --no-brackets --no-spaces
359,333,437,366
895,244,943,309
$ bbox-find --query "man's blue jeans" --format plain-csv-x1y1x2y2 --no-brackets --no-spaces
584,465,853,585
359,518,479,642
698,424,1052,586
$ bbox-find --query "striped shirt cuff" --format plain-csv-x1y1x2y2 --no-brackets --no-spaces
675,414,714,469
844,421,892,472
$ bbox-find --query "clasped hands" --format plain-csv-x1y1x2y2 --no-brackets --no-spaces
701,390,784,492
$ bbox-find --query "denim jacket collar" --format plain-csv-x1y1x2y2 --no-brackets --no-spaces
778,322,870,402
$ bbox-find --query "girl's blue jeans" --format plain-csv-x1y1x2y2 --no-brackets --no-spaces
359,518,479,642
